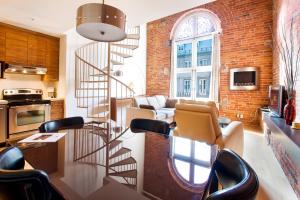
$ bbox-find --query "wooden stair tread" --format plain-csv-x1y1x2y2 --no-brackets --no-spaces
111,60,123,65
86,116,108,122
76,96,107,98
111,51,131,58
109,147,131,159
76,88,107,90
126,34,140,40
111,43,138,50
110,157,136,167
109,140,122,149
109,170,137,178
80,80,108,83
90,74,106,76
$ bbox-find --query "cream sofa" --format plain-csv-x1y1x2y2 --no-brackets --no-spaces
126,95,177,126
174,100,244,156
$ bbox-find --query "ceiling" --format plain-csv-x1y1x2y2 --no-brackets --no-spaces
0,0,215,37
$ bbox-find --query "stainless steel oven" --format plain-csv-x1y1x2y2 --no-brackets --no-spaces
9,104,50,135
3,89,51,136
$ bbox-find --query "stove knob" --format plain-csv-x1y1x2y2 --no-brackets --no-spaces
10,91,13,94
4,91,7,94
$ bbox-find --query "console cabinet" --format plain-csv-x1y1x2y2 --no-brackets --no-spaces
0,23,60,81
50,100,64,120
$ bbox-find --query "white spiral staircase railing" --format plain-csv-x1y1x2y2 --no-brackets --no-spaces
74,26,140,189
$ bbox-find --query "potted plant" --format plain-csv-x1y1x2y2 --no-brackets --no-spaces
275,16,300,125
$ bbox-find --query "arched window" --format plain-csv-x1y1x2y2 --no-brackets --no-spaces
170,9,221,101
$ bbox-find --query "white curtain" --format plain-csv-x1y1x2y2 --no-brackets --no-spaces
211,33,221,103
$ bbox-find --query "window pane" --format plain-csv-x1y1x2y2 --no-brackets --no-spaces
175,17,194,40
196,72,211,98
197,39,212,67
174,159,190,181
194,165,210,184
194,141,211,162
177,43,192,68
176,73,192,98
196,17,215,36
174,137,191,157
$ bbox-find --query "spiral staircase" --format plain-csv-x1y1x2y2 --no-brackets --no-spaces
73,27,140,190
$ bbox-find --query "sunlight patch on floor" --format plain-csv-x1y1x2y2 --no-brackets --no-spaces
243,129,298,200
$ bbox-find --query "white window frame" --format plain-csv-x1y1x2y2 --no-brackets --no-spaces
174,35,214,100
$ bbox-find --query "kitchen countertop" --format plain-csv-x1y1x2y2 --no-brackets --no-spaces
46,98,64,102
0,100,8,105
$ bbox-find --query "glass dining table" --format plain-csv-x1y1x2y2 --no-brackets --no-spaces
13,121,210,200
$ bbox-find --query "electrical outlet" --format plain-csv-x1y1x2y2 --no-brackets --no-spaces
240,114,244,119
236,113,240,118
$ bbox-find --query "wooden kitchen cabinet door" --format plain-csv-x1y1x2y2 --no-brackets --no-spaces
28,35,46,67
5,30,28,65
0,25,5,61
43,38,59,81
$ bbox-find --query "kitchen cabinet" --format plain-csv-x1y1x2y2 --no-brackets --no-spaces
5,30,28,65
0,23,60,81
0,26,5,61
50,100,64,120
28,35,46,67
43,38,59,81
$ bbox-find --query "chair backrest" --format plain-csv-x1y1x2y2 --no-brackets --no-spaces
202,149,259,200
0,147,64,200
39,116,84,133
178,99,219,116
0,146,25,170
174,103,221,144
130,118,171,136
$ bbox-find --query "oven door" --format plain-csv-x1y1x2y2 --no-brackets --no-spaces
9,104,51,135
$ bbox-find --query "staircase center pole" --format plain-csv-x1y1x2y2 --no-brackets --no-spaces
106,42,111,176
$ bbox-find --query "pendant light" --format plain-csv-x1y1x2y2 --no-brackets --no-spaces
76,0,126,42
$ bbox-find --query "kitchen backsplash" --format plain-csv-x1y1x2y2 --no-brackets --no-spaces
0,74,57,99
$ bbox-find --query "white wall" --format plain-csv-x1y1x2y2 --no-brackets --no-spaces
0,74,56,99
62,28,92,118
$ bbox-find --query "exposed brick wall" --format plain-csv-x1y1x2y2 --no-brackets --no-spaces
146,0,273,127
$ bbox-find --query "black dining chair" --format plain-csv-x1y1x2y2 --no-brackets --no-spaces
130,118,171,136
0,146,65,200
202,149,259,200
39,116,84,133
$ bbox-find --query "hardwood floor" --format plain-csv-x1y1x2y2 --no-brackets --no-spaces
244,130,298,200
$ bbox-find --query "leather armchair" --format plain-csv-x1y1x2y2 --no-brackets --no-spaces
0,147,64,200
174,101,244,156
202,149,259,200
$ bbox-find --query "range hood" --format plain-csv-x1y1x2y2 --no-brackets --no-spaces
0,61,47,78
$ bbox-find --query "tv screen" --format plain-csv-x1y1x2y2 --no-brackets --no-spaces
269,85,285,117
